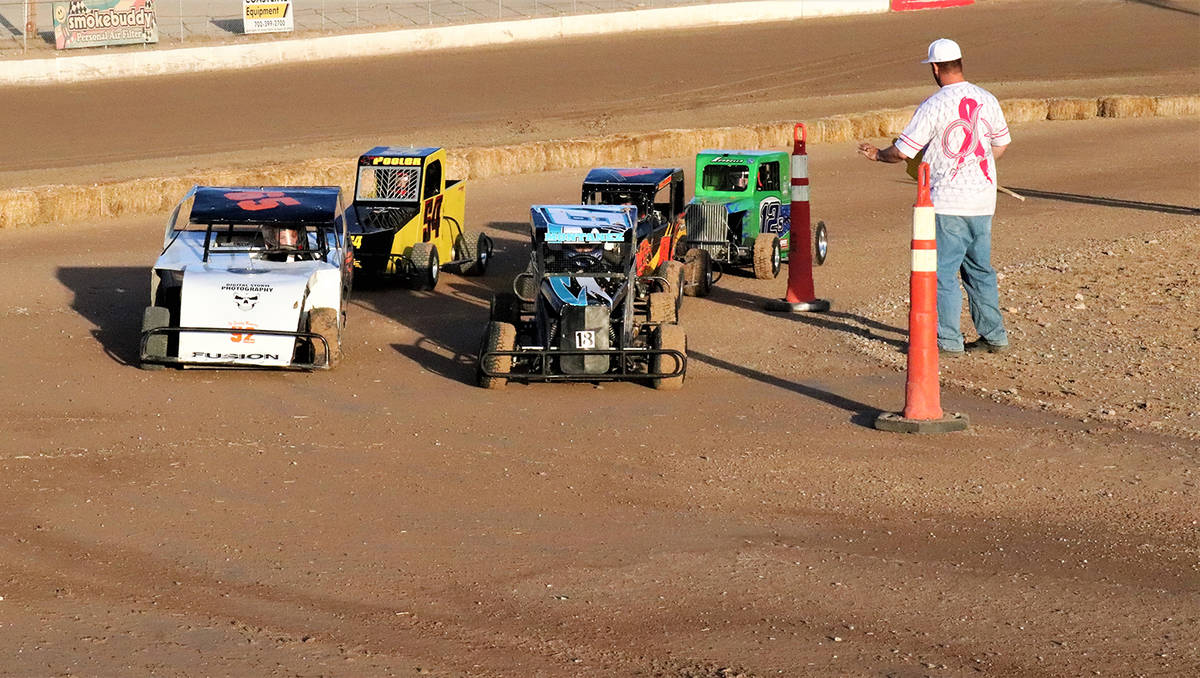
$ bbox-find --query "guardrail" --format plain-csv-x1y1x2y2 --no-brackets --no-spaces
0,0,759,54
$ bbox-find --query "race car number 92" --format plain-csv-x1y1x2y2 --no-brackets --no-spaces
224,191,301,212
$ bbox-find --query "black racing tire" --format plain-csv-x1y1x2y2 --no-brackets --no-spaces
456,230,491,276
648,291,677,324
651,324,686,391
140,305,170,370
490,292,522,325
308,307,342,368
814,220,829,266
478,321,517,390
753,233,782,280
409,242,440,290
682,248,713,298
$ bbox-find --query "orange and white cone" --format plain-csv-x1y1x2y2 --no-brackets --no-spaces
766,123,830,313
875,163,969,433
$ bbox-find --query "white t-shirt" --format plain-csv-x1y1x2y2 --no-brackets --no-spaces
894,81,1012,216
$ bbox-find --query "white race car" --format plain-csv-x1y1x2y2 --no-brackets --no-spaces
140,186,353,370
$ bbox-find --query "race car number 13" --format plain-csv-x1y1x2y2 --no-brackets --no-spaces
224,191,301,212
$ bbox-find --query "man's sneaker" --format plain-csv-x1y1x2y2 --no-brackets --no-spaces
939,347,965,359
965,339,1011,354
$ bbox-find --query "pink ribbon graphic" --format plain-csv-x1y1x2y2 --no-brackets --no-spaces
942,98,992,183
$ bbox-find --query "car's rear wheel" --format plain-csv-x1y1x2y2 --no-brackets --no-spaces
490,292,521,325
478,321,517,390
140,305,170,370
651,324,686,391
308,307,342,368
456,230,491,276
648,291,677,324
682,248,713,297
814,220,829,266
753,233,781,280
409,242,439,290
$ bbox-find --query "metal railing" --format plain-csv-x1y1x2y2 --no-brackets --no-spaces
0,0,753,55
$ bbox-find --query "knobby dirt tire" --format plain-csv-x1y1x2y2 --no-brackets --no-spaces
659,260,685,310
456,230,490,276
753,233,781,280
308,307,342,368
409,242,440,290
490,292,522,325
648,291,677,324
682,248,713,298
652,324,686,391
478,321,517,390
140,305,170,370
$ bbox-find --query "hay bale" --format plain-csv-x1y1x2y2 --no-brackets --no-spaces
877,107,915,136
1046,98,1098,120
1000,98,1049,123
543,139,600,172
629,129,690,161
810,116,854,144
0,189,39,229
1099,95,1155,118
750,122,794,150
1153,95,1200,117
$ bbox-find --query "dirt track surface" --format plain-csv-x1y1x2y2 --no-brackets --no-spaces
2,2,1200,676
2,0,1199,189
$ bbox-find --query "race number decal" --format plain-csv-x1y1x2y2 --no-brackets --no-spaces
759,197,787,235
229,323,256,343
224,190,300,212
422,195,444,242
575,330,596,349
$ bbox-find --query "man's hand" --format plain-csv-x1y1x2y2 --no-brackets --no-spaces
857,142,905,164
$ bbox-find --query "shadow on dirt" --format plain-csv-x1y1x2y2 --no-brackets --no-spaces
1127,0,1199,16
1005,187,1200,215
362,222,530,386
705,282,907,350
687,349,883,429
56,266,149,367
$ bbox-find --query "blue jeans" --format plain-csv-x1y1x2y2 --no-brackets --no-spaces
935,214,1008,351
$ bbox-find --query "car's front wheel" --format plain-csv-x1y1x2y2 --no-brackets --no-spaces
753,233,781,280
308,307,342,368
409,242,439,291
478,321,517,390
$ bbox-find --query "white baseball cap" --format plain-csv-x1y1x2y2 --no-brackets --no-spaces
922,38,962,64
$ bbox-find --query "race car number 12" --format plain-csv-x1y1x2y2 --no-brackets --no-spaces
224,190,300,212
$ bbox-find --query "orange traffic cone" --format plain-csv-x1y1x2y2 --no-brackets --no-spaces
766,123,830,313
876,163,969,433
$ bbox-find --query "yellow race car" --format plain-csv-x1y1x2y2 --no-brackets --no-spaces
349,146,491,289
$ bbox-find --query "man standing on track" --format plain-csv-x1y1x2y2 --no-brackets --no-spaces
857,38,1012,356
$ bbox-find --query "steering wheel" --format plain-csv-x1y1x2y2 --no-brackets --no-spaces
567,253,604,273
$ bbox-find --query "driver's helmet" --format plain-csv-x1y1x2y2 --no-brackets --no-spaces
263,225,301,250
733,169,749,190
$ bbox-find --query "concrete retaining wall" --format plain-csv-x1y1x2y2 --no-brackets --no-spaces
0,0,890,87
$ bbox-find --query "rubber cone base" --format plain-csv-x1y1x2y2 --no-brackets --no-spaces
765,298,831,313
874,411,969,434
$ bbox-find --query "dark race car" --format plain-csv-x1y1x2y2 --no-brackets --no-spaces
477,205,686,390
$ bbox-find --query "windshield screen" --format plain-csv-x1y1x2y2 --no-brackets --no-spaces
702,164,750,192
540,240,632,276
356,165,421,202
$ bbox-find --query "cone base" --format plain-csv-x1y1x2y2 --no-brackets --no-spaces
765,298,831,313
874,411,969,434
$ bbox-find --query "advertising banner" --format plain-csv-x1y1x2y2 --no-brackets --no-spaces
243,0,294,35
52,0,158,50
